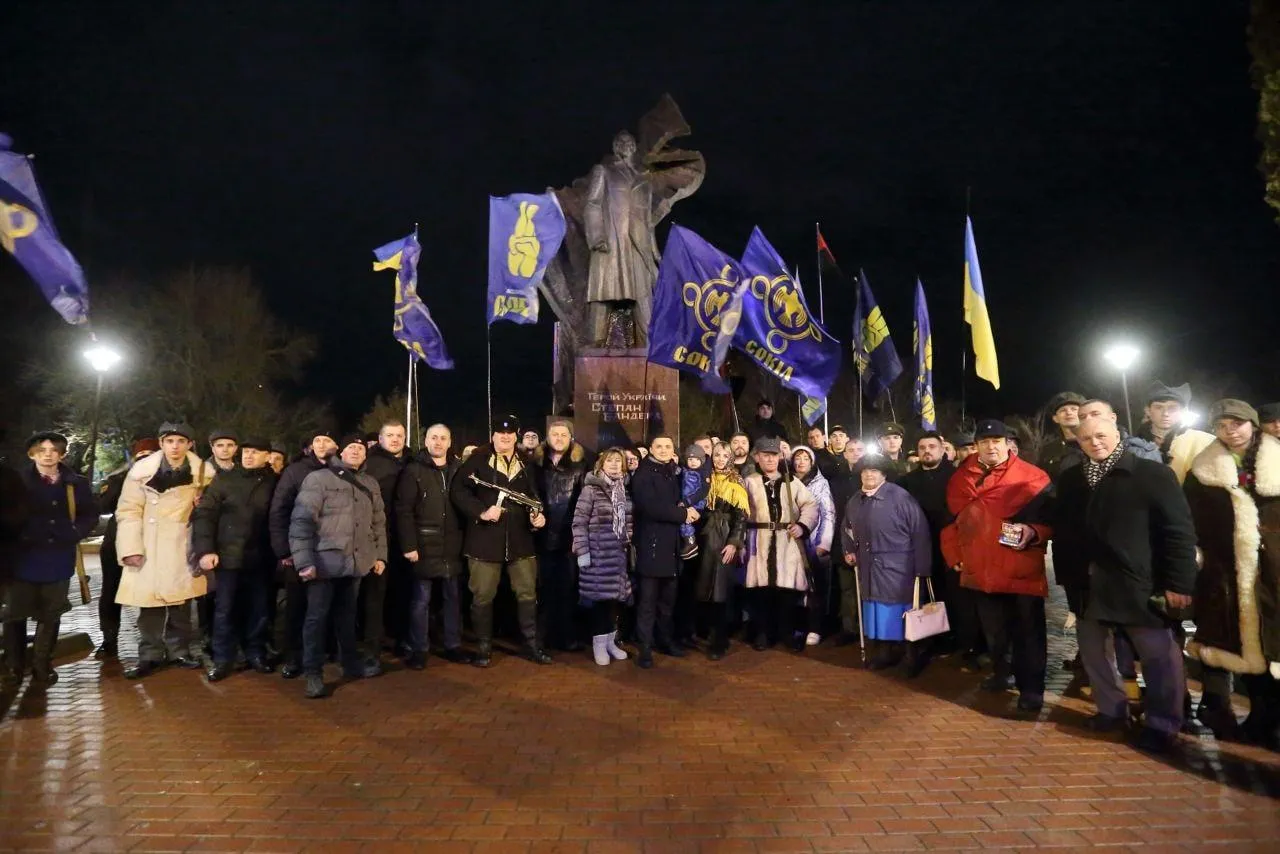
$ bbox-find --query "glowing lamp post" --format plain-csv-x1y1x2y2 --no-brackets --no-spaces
1103,343,1139,434
83,344,122,483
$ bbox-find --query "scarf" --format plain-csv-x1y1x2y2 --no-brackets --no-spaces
1084,445,1124,489
708,469,749,512
603,473,629,544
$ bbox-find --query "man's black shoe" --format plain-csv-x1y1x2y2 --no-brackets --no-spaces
441,647,473,664
1016,694,1044,714
94,642,118,661
752,635,769,652
304,674,326,699
361,658,384,678
206,664,232,682
472,644,492,668
171,656,203,670
637,647,654,669
707,648,723,662
124,660,158,680
981,674,1015,692
246,657,275,674
560,639,584,653
657,644,686,658
1085,713,1127,733
280,662,303,680
1131,726,1176,754
525,645,553,665
406,651,428,671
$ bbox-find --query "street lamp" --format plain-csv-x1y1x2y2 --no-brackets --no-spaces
83,344,122,483
1103,343,1140,434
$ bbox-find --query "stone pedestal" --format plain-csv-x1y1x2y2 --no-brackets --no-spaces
573,349,679,451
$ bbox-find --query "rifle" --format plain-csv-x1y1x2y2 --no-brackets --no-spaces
468,473,544,516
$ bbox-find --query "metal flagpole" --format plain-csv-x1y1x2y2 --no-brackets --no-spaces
486,324,493,435
413,354,422,449
857,373,864,437
815,222,828,436
405,353,414,446
960,189,971,426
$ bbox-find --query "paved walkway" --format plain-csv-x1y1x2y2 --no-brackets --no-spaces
1,558,1277,853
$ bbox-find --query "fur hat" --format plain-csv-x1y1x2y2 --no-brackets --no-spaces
158,422,193,441
1145,381,1192,408
1046,391,1086,414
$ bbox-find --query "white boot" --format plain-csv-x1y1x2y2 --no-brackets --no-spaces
606,631,629,661
592,634,611,666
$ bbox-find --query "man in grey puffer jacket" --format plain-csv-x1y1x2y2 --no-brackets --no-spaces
289,435,387,699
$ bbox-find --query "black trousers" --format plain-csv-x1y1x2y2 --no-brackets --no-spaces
675,557,700,641
587,600,618,636
751,586,801,644
806,554,831,634
357,568,387,658
98,539,123,644
975,591,1047,698
947,571,985,655
701,598,731,651
282,574,308,666
537,551,579,648
635,575,678,649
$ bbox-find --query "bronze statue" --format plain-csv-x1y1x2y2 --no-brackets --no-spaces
541,94,705,411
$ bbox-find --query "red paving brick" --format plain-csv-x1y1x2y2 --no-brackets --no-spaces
1,562,1278,851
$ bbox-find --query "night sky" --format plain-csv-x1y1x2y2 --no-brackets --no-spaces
3,1,1277,433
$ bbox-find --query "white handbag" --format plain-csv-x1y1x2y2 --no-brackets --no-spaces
903,577,949,641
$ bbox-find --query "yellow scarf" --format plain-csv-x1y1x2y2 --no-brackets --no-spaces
708,470,749,512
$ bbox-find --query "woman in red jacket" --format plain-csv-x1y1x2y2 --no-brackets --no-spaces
941,419,1053,713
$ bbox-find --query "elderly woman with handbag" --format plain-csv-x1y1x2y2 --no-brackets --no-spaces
840,457,933,675
572,448,634,666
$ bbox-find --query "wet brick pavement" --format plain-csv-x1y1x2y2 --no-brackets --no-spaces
1,556,1278,852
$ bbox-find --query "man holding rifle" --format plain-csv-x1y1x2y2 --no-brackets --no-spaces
451,415,551,667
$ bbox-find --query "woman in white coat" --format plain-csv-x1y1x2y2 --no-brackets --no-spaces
115,423,217,679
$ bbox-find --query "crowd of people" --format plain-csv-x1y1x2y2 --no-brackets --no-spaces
0,385,1277,756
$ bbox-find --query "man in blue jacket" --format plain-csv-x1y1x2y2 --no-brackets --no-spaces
1,433,96,690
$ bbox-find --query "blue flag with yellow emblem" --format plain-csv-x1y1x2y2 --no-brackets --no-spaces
735,228,840,425
852,269,903,402
646,225,747,394
372,231,454,370
913,279,936,431
487,191,566,325
0,134,89,325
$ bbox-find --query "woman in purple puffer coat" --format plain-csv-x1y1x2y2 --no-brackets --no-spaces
572,448,634,666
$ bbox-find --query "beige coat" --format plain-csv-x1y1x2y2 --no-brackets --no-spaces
1167,429,1215,484
115,451,216,607
743,473,818,590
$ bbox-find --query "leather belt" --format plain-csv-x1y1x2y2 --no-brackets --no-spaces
747,522,790,530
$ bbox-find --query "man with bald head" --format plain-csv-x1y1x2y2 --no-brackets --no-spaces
1051,414,1198,753
1061,399,1161,470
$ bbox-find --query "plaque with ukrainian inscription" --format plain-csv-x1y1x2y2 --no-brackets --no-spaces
573,349,679,451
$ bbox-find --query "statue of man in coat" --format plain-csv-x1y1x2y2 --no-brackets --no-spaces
583,131,658,346
541,95,705,406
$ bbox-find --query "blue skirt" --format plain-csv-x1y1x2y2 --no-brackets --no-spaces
861,601,908,641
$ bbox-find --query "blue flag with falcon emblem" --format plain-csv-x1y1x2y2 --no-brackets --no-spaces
852,269,903,402
646,225,747,393
372,230,454,370
0,134,90,324
735,227,840,424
